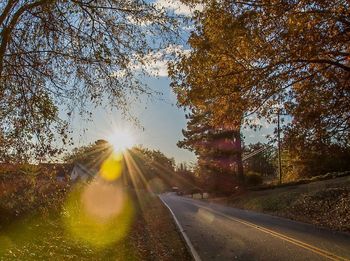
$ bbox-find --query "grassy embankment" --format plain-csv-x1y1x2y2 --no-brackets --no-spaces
209,174,350,233
0,169,191,260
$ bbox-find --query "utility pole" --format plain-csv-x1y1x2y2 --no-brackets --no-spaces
233,131,244,184
277,108,282,184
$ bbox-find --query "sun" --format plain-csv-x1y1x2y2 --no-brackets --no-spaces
107,129,135,152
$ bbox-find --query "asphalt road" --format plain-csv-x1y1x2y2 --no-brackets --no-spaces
160,193,350,261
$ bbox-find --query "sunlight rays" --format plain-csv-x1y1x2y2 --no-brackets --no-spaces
124,150,152,191
130,149,200,191
123,150,154,212
62,131,135,248
107,129,135,153
62,130,199,249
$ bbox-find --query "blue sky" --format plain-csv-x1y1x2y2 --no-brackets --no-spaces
67,74,275,164
67,76,196,164
64,0,276,164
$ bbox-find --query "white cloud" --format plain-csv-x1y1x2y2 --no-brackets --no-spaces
143,58,169,77
154,0,203,16
132,45,190,77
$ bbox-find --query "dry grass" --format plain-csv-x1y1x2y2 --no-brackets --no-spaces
0,171,191,260
131,192,192,260
210,176,350,233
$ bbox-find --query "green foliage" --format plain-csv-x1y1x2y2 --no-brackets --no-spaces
64,142,176,192
176,109,244,191
244,143,277,178
0,183,188,260
64,139,111,170
125,147,175,191
280,143,350,181
174,162,199,192
0,168,68,225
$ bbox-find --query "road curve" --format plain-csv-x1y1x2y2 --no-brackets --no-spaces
160,193,350,261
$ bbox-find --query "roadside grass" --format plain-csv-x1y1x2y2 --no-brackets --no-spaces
250,171,350,191
133,191,192,261
214,176,350,233
0,172,191,260
237,192,299,213
0,211,137,260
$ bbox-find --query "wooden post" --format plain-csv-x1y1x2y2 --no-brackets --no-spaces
277,109,282,184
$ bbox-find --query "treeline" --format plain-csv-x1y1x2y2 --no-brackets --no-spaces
65,140,184,192
174,143,272,193
169,0,350,192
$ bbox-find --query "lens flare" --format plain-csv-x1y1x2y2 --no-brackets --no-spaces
62,181,133,248
100,152,124,181
81,180,124,220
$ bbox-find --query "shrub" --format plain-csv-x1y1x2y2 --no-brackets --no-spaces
0,169,69,225
246,172,263,186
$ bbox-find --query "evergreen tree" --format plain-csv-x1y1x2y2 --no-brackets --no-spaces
178,108,243,192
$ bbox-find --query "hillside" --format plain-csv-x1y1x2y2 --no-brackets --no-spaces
208,176,350,233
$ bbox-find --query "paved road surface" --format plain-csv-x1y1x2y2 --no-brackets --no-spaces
160,193,350,261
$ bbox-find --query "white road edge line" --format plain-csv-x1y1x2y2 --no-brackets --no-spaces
159,195,202,261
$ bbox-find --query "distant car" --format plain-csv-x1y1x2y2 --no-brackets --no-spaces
176,191,184,196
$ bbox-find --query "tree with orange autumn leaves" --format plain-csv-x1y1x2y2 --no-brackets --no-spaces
170,0,350,183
